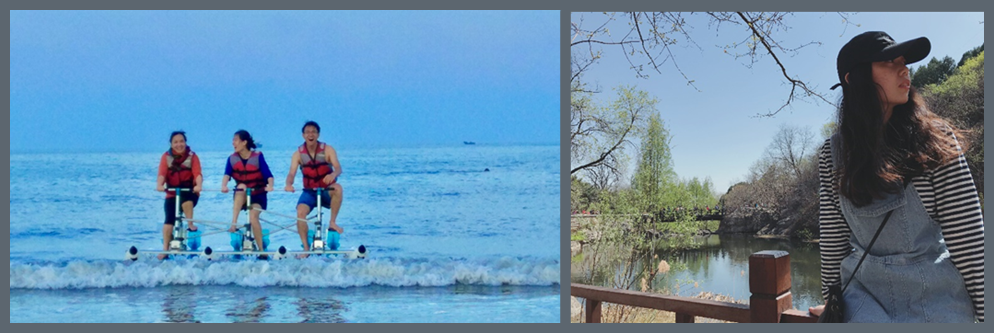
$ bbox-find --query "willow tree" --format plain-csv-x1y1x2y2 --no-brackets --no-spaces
570,85,654,183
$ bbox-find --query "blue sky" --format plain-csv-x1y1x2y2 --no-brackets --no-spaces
571,12,984,192
10,10,560,153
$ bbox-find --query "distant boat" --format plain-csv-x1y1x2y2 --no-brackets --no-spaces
463,141,476,145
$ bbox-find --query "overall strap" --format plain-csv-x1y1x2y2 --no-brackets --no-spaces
842,180,910,292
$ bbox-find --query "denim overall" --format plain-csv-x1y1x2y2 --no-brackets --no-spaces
830,135,974,322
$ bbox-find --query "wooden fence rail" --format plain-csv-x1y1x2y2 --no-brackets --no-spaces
571,250,819,323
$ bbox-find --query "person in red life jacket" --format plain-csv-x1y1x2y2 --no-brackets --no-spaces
155,131,203,260
221,130,275,253
285,121,344,255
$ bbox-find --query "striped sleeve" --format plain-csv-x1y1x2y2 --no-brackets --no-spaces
930,134,984,322
819,139,852,301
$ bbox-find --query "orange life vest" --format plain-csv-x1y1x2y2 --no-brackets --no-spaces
299,142,333,189
229,152,265,191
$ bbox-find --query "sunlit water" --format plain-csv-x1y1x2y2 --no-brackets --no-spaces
10,144,561,322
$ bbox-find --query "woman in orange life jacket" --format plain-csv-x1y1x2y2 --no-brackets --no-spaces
285,121,344,255
221,130,275,252
156,131,203,260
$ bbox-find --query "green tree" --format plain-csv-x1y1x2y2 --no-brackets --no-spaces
631,112,676,213
910,56,956,89
957,44,983,67
922,51,984,195
929,51,984,96
682,176,718,208
571,175,601,212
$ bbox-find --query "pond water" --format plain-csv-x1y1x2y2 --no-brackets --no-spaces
571,234,823,312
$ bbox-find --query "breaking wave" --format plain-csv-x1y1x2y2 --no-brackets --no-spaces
9,257,560,289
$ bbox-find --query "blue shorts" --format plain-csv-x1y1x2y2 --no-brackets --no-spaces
297,189,332,210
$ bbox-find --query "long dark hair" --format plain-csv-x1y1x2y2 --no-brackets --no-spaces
836,62,963,206
234,130,259,150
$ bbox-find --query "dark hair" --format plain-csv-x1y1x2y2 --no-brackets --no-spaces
302,121,320,133
836,62,962,206
169,131,187,142
234,129,259,150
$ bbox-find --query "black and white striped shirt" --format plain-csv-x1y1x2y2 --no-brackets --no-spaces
818,136,985,322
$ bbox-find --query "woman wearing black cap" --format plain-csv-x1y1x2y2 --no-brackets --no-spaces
811,32,983,322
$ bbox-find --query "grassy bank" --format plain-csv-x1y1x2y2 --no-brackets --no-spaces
571,219,721,244
653,220,720,235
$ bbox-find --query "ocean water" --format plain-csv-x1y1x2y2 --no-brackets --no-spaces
9,144,561,323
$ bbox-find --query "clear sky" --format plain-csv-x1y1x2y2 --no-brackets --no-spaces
10,10,560,153
571,12,984,192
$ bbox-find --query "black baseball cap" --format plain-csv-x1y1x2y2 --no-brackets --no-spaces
831,31,931,90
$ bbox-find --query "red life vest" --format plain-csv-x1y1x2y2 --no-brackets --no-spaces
299,142,333,189
164,149,195,188
229,152,265,191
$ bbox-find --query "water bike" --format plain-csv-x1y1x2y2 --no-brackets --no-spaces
126,188,367,261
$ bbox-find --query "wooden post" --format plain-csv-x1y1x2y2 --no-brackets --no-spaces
585,299,602,323
749,250,792,323
675,313,696,323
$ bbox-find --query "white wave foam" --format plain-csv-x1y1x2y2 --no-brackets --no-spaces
9,257,560,289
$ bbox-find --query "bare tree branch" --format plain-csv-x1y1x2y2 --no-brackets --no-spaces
570,97,642,175
735,12,837,117
570,39,646,47
570,12,857,187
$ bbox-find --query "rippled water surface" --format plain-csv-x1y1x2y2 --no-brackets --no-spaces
10,145,561,322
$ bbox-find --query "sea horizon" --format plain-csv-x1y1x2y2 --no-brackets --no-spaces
10,141,561,155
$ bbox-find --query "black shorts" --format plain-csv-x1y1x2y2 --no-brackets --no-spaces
164,192,200,225
238,192,268,211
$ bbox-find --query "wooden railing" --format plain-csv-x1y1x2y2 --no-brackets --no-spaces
571,250,819,323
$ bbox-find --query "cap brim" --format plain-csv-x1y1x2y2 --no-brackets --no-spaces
871,37,931,65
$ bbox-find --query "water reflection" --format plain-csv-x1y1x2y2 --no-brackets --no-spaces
162,286,200,323
226,296,270,323
295,297,347,323
280,287,349,323
571,234,824,309
452,284,516,295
